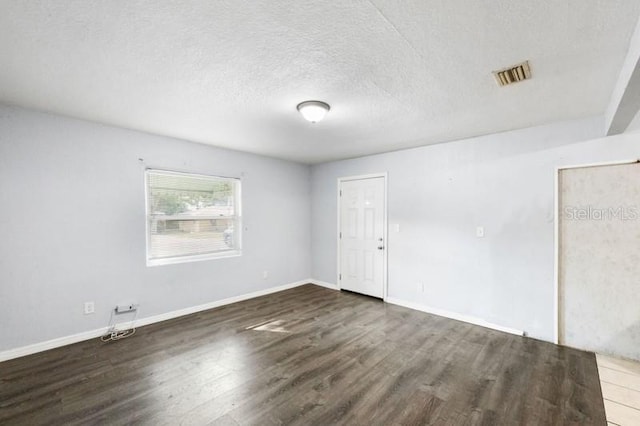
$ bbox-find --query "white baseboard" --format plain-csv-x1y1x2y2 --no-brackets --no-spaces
308,279,339,290
0,279,313,363
132,279,312,329
0,326,113,363
1,280,521,363
385,297,524,337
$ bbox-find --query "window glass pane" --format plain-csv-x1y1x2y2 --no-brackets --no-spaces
148,172,235,218
149,218,236,259
146,170,240,264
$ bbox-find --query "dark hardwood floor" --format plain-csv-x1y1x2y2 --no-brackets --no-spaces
0,284,605,425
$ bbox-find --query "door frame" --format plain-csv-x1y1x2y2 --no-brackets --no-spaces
337,173,389,300
553,158,639,344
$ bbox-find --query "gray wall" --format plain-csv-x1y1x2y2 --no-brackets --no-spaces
3,103,640,353
311,117,640,342
0,105,311,352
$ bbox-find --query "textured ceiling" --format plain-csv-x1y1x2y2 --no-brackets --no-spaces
1,1,639,163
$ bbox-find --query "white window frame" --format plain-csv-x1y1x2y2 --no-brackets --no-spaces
145,169,242,266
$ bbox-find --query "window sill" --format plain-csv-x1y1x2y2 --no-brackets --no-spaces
147,250,242,267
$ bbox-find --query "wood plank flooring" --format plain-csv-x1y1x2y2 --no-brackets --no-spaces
0,284,606,425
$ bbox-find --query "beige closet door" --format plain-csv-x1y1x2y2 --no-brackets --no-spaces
559,162,640,360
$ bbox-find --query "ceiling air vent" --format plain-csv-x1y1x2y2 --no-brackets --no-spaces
493,61,531,86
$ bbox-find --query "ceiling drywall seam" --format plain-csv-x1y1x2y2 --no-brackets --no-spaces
361,0,433,116
605,14,640,135
366,0,427,63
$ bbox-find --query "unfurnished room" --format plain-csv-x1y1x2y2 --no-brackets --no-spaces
2,1,640,425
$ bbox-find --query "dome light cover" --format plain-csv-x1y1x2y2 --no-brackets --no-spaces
297,100,330,123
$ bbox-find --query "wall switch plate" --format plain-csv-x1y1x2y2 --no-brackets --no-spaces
395,223,400,232
476,226,485,238
84,301,95,315
263,270,269,279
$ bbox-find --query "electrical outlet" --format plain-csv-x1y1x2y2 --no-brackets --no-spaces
115,303,138,314
263,270,269,279
84,301,95,315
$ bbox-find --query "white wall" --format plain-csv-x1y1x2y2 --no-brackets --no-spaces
311,116,640,342
0,105,311,352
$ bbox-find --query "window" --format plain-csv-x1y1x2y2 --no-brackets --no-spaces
145,169,241,266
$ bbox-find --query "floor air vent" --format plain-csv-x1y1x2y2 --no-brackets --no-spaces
493,61,531,86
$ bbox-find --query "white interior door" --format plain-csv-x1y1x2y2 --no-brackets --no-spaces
339,176,386,298
559,162,640,360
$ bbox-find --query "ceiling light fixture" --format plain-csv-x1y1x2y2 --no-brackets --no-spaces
297,100,330,123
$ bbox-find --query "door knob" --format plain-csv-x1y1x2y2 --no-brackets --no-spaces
377,245,384,250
